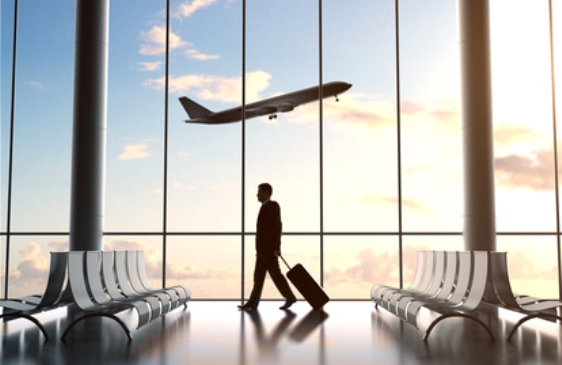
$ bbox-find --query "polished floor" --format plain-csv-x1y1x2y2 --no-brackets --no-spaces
1,300,561,364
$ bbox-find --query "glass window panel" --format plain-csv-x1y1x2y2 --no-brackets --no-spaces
554,0,562,127
399,0,462,232
245,0,320,233
0,236,6,296
554,0,562,232
553,0,561,289
323,0,399,232
244,235,320,300
491,0,557,232
1,0,559,302
1,0,16,233
167,236,241,299
7,236,68,298
402,235,463,286
324,236,399,299
105,2,165,231
10,1,74,232
167,0,242,232
497,235,559,299
103,235,163,289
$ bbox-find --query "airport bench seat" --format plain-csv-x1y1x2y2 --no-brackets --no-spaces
372,250,494,341
0,252,72,340
62,250,191,341
483,251,562,341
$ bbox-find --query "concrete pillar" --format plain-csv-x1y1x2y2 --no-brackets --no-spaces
458,0,497,251
69,0,109,251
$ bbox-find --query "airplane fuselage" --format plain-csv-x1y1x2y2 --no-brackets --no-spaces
181,81,352,124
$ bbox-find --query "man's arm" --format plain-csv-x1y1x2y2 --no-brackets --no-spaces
271,202,282,252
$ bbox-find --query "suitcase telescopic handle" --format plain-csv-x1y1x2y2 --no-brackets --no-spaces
279,255,291,270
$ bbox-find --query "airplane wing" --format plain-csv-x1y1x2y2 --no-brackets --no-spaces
244,106,278,119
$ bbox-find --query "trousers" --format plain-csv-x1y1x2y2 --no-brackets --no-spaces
247,252,296,306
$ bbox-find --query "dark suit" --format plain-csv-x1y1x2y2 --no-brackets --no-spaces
246,201,296,307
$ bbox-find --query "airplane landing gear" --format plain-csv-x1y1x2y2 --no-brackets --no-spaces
268,114,277,120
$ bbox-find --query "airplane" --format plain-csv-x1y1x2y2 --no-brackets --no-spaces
179,81,352,124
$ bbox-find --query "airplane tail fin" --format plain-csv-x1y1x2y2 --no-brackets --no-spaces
179,97,213,119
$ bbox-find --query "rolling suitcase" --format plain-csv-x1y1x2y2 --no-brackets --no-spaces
280,255,330,310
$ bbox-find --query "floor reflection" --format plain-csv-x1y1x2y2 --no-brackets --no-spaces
371,302,562,364
238,306,327,364
243,309,297,360
289,309,328,342
0,305,191,365
1,301,561,364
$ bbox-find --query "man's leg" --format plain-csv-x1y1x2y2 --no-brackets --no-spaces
262,254,297,308
240,254,267,309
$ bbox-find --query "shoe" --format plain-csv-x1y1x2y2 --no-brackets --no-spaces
238,303,257,311
279,299,296,310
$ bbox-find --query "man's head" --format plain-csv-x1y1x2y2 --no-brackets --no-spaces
257,183,273,203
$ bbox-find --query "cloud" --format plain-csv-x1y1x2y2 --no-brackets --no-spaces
505,249,558,281
360,195,430,213
144,70,271,104
325,248,396,285
104,238,233,282
494,123,546,148
140,25,189,56
117,144,151,161
288,95,459,141
4,240,557,299
6,239,68,296
325,244,427,287
177,151,192,158
400,99,426,115
10,242,49,281
185,48,220,61
139,25,219,61
27,81,46,90
48,240,70,252
325,246,557,297
173,181,196,191
401,98,458,135
491,123,558,191
140,2,220,61
288,93,397,130
137,61,164,71
298,96,460,179
495,148,555,190
104,239,164,282
175,0,217,18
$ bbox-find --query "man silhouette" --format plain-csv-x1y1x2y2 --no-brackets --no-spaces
238,183,297,310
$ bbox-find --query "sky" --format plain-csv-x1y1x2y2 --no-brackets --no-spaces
1,0,561,300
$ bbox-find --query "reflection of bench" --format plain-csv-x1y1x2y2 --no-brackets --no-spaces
484,251,562,340
62,251,190,341
371,251,494,341
0,252,71,340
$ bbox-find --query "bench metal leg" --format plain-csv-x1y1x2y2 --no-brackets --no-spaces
507,313,562,341
0,313,49,340
61,313,133,342
423,313,495,342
